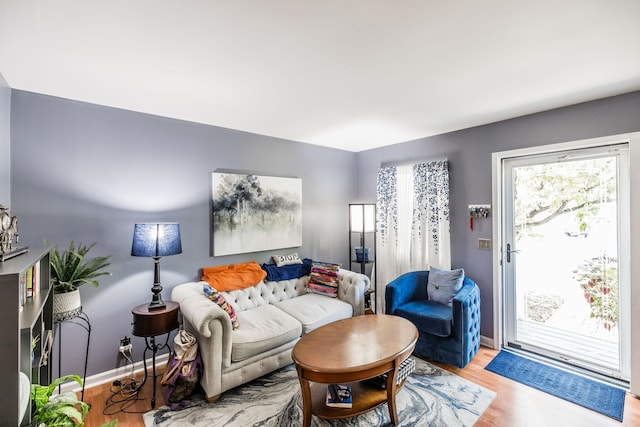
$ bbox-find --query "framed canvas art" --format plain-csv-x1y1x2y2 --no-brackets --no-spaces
212,172,302,256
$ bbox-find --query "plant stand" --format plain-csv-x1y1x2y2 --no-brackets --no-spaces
54,310,91,400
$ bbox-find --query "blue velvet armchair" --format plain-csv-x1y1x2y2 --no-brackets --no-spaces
385,270,481,368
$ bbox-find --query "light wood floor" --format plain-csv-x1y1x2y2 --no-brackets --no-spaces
83,346,640,426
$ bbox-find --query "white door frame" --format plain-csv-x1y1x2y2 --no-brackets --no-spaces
491,131,640,395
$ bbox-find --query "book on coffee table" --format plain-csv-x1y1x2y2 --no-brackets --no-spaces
326,384,352,408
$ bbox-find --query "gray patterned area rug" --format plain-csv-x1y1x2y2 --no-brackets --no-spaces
143,357,496,427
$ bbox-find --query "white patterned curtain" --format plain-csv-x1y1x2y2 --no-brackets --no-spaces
375,160,451,312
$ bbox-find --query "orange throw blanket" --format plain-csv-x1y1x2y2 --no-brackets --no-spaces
201,261,267,292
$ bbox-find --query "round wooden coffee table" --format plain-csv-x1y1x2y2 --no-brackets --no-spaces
292,314,418,426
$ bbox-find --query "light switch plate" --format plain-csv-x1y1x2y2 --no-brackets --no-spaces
478,238,491,250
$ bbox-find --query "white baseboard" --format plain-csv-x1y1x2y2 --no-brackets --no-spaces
60,335,496,393
480,335,495,349
59,353,171,394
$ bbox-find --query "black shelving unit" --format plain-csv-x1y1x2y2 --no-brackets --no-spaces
349,204,377,313
0,245,53,426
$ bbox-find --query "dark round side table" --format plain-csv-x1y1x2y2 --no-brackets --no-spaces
131,301,179,408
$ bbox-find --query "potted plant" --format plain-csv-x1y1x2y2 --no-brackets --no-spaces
31,374,118,427
50,241,112,322
31,374,88,426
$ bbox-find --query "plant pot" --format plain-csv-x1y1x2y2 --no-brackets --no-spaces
53,289,82,322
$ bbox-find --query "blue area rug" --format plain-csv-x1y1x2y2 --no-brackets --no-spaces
485,350,625,421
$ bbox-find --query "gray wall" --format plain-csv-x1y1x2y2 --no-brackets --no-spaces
10,90,357,377
10,87,640,378
355,90,640,339
0,73,10,205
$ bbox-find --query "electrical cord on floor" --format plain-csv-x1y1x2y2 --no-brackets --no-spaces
103,349,151,415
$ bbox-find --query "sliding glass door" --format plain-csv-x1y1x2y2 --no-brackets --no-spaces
502,143,630,381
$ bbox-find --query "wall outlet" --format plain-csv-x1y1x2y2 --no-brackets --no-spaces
119,336,132,353
478,238,491,250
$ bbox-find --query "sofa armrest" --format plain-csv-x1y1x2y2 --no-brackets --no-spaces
171,281,234,367
385,271,429,314
452,279,481,355
337,269,369,316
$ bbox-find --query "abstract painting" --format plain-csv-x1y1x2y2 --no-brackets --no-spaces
212,172,302,256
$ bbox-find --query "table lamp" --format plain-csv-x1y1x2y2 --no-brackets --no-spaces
131,223,182,310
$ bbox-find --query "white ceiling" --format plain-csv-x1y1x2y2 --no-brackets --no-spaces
1,1,640,152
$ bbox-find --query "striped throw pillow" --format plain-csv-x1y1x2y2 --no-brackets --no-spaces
307,261,340,297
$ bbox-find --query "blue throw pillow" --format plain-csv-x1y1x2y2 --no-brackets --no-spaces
427,267,465,306
262,258,312,281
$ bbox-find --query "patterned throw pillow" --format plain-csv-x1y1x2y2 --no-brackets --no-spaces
203,283,239,329
272,252,303,267
427,267,465,307
307,261,341,297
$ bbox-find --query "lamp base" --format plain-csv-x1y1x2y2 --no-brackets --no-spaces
148,257,166,310
148,299,166,310
149,279,166,310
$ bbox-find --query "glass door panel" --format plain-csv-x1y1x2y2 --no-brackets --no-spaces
503,144,629,380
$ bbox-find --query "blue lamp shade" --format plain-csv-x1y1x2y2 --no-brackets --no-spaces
131,223,182,258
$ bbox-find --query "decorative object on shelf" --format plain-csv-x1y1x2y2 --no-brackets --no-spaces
355,246,369,263
132,223,182,310
211,172,302,256
0,204,28,261
349,203,376,312
31,335,40,364
50,241,112,322
349,204,375,267
468,204,490,231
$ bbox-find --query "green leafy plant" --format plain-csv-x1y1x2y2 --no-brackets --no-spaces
31,335,40,351
31,374,88,426
31,374,118,427
573,255,618,330
49,241,112,293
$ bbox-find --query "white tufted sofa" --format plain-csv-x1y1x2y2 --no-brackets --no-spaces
171,268,370,401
